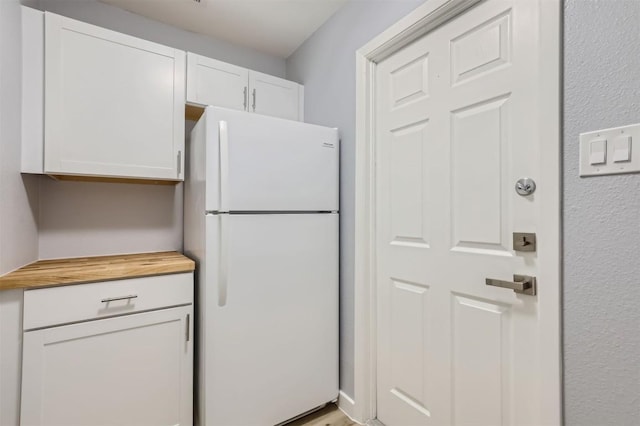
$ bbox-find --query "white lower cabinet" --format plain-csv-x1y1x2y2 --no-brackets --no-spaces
20,275,193,426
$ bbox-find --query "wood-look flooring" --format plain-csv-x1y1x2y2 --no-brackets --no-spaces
287,404,358,426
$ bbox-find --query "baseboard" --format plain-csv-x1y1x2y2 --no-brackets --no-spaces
338,391,363,425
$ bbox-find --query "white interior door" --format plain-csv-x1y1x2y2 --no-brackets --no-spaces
375,0,558,425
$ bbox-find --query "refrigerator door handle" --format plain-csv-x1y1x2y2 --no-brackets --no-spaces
219,120,230,212
218,214,229,307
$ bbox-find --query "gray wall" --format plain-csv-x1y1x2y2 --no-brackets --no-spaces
563,1,640,425
286,0,424,398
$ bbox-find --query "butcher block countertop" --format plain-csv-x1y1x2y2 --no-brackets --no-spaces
0,251,195,291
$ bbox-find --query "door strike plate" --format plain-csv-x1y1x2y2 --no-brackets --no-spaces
513,232,536,252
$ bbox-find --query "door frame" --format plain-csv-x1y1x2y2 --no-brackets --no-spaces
352,0,562,423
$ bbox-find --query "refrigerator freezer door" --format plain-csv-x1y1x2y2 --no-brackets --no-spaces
202,106,339,212
201,213,339,426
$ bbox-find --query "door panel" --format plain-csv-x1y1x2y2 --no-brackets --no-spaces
389,121,430,248
202,213,338,426
376,0,546,425
451,295,511,426
450,11,511,85
391,54,429,107
390,280,431,415
451,95,511,255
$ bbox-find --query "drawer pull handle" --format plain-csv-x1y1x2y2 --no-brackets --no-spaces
101,295,138,303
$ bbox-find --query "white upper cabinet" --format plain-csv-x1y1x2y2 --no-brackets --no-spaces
249,71,303,121
186,52,304,121
45,12,186,181
187,53,249,111
23,9,187,181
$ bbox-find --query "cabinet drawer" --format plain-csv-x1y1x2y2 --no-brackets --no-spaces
23,273,193,330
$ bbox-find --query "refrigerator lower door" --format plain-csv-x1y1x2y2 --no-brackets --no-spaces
200,213,339,426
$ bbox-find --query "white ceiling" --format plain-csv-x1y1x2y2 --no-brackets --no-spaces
99,0,348,58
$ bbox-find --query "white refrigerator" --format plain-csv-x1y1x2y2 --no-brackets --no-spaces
184,106,339,426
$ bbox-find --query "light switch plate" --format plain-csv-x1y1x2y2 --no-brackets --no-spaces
579,123,640,177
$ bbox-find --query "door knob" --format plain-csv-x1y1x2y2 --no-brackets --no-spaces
485,274,537,296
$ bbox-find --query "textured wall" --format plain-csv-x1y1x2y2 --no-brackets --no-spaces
563,1,640,425
286,0,424,398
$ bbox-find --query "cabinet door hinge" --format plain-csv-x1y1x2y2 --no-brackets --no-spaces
185,313,190,342
177,150,182,177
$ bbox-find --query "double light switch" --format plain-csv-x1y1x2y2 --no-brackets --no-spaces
580,123,640,176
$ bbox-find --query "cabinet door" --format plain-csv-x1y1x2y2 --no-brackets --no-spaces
186,52,249,111
44,13,186,181
20,306,193,426
249,71,302,121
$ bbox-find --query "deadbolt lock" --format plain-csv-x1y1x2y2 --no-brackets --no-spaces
513,232,536,252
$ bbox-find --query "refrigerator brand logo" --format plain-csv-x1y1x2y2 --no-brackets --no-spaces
322,142,335,149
